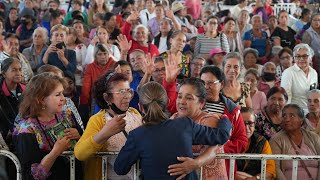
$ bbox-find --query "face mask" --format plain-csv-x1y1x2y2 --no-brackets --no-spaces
110,103,127,114
262,72,276,81
21,19,28,25
49,8,54,13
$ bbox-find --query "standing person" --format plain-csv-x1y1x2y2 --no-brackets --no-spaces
271,10,296,50
194,16,229,59
114,81,232,179
22,27,48,72
75,72,142,180
139,0,156,28
281,44,318,113
255,87,288,140
13,73,83,180
223,17,243,55
5,8,20,34
40,24,77,73
87,0,109,27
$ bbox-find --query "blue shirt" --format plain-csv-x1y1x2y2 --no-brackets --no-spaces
39,48,77,72
114,116,232,179
243,30,268,57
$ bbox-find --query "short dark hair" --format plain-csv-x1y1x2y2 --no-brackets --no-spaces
283,104,305,119
266,87,288,101
180,78,207,103
104,12,115,21
113,60,133,71
5,33,19,41
200,65,225,82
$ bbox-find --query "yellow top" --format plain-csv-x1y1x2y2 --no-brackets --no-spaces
74,108,142,180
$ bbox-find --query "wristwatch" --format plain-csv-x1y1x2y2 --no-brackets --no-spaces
256,175,261,180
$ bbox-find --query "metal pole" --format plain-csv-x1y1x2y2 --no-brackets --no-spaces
0,150,22,180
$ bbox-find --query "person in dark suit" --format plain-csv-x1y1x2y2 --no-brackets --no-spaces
114,81,232,179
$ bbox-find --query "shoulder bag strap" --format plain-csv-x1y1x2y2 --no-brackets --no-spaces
287,134,314,180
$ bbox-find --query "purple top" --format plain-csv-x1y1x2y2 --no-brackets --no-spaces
148,17,160,37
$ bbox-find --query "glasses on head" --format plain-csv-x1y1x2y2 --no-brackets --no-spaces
108,88,134,96
204,80,220,87
154,67,165,73
244,121,255,127
294,54,309,60
280,55,292,60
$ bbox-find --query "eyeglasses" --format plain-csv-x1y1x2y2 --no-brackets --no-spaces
108,88,134,96
154,67,165,73
204,80,220,87
244,121,255,127
294,54,309,60
190,63,204,67
280,55,292,60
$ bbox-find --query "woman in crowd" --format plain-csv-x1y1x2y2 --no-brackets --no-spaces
0,58,24,150
271,10,296,50
243,15,270,59
194,15,229,59
0,18,5,52
244,68,267,114
66,27,87,91
222,52,252,108
72,20,90,47
87,0,109,27
148,3,165,40
80,43,116,114
114,81,232,179
189,57,206,78
88,13,104,39
168,78,228,179
237,10,252,38
302,13,320,83
103,12,121,44
5,8,20,34
223,17,243,55
152,17,174,54
277,47,293,79
240,48,263,82
281,43,318,113
270,104,320,180
85,26,120,64
1,33,33,82
40,24,77,73
13,73,83,180
255,87,288,140
258,62,281,95
206,48,226,69
237,107,275,180
122,11,159,57
75,72,142,180
22,27,48,72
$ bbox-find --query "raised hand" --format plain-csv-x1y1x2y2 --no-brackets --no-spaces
168,157,199,180
127,11,140,22
165,9,175,19
116,34,132,53
164,51,182,83
143,53,155,75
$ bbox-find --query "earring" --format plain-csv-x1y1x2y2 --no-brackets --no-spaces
42,106,46,110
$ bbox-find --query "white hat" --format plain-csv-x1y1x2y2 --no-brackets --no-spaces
171,1,185,14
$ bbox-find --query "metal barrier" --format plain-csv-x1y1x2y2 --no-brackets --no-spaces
0,150,22,180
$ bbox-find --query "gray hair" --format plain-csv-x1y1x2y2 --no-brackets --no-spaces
33,27,49,44
93,43,109,58
133,24,149,42
261,62,276,75
222,52,243,67
308,89,320,96
243,48,259,59
293,43,314,59
251,15,262,23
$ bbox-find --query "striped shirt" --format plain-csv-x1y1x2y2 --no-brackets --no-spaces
204,101,225,116
194,33,230,57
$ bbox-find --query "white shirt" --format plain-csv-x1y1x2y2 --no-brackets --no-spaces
139,9,156,28
84,44,120,65
281,64,318,113
158,37,168,54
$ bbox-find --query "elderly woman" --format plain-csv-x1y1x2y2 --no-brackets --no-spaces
222,52,252,108
237,10,252,38
244,68,267,114
270,104,320,180
277,47,294,79
244,15,271,59
302,13,320,84
22,27,48,72
281,43,318,113
237,107,275,180
75,72,142,180
13,73,82,179
223,17,243,55
114,81,232,179
256,87,288,140
271,10,296,50
189,57,205,78
194,15,229,59
122,11,159,58
258,62,281,95
206,48,227,69
40,24,77,73
240,48,263,82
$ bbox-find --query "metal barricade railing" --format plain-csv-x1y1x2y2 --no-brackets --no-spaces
0,150,22,180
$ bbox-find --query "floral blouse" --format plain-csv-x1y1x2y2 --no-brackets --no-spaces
255,110,282,140
223,82,250,108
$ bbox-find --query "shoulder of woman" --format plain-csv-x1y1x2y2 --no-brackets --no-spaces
14,117,36,135
127,107,142,118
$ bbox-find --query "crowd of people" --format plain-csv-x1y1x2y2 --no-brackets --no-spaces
0,0,320,179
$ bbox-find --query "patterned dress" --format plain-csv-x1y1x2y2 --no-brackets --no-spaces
255,110,282,140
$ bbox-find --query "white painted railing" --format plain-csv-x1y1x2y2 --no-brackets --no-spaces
0,150,22,180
